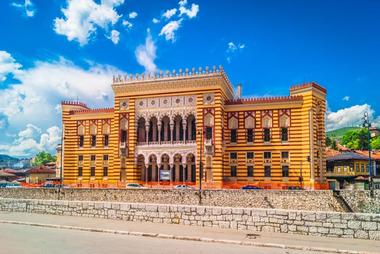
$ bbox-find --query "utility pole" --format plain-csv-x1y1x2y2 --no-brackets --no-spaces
197,130,204,204
363,112,373,191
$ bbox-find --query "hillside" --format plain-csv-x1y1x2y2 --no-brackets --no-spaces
327,127,360,139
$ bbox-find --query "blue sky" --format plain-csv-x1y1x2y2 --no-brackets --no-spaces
0,0,379,157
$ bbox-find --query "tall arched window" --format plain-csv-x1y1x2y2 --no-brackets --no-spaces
245,115,255,143
279,110,290,142
103,122,110,147
228,116,238,143
78,123,85,148
89,122,97,147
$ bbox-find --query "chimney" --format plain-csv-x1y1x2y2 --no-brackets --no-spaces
236,84,242,99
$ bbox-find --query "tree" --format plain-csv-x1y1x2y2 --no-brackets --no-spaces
331,139,338,150
371,136,380,150
341,129,370,150
32,151,56,167
326,136,332,147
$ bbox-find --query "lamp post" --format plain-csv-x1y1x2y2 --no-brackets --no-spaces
363,112,373,191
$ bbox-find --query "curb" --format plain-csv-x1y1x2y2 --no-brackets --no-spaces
0,219,373,254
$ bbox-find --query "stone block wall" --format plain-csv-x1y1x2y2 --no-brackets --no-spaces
0,189,345,212
339,190,380,213
0,198,379,240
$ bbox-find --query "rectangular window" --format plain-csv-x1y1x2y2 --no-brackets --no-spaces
121,130,127,143
281,127,289,142
263,128,271,142
79,135,84,147
230,129,237,143
103,155,109,161
90,166,95,177
231,166,237,177
356,164,360,172
264,166,271,177
91,135,96,147
282,165,289,177
247,128,254,143
247,166,254,177
247,152,254,159
361,164,365,172
206,127,213,140
264,152,271,159
78,167,83,177
103,167,108,177
230,152,237,159
91,155,96,161
281,151,289,159
104,134,109,147
78,155,83,161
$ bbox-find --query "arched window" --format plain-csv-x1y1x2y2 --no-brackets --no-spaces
228,117,238,143
89,123,97,147
245,115,255,143
78,124,85,147
120,118,128,145
103,122,110,147
204,113,214,140
279,114,290,142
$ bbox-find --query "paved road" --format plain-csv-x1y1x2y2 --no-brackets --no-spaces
0,223,321,254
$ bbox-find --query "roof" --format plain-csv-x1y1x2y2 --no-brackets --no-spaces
290,82,327,94
27,166,56,174
327,152,369,162
326,148,341,157
355,150,380,160
0,170,16,177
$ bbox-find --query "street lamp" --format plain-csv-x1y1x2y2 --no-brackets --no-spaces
362,112,373,191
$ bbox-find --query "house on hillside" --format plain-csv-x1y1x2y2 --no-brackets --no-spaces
26,166,56,184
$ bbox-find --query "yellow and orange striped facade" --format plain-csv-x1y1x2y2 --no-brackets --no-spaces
61,67,327,189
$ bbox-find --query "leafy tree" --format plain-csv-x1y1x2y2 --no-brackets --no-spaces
331,139,338,150
371,136,380,150
32,151,56,167
341,129,370,150
326,136,332,147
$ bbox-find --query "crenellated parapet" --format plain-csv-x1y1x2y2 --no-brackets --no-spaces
70,108,114,115
225,95,303,105
61,100,89,109
290,82,327,94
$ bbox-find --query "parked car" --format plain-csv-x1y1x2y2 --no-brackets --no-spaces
174,185,195,190
42,182,55,188
126,183,146,189
241,185,262,190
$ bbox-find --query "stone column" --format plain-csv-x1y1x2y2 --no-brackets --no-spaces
145,124,149,143
182,118,187,142
152,122,157,142
187,119,192,141
175,120,180,141
158,124,162,143
169,163,173,185
170,122,174,143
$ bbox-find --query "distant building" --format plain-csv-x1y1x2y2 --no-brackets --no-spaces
26,166,56,184
327,151,380,190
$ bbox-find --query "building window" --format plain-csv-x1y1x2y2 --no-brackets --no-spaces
361,164,365,172
282,165,289,177
281,151,289,159
103,155,109,161
79,135,84,147
230,152,237,159
230,129,237,143
121,130,127,143
104,134,109,147
231,166,237,177
356,164,360,172
206,127,213,140
263,128,271,142
247,128,254,143
78,155,83,161
247,152,254,159
78,167,83,177
281,127,289,142
90,167,95,177
264,166,271,177
91,135,96,147
91,155,96,161
247,166,254,177
103,167,108,177
264,152,271,159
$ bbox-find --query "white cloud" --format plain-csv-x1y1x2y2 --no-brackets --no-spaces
179,3,199,19
135,30,157,74
342,96,350,102
152,18,160,24
178,0,187,6
122,20,133,29
159,19,182,42
128,11,138,19
162,8,177,19
53,0,124,46
226,41,245,63
107,29,120,44
11,0,36,17
326,104,380,131
0,125,61,157
0,51,125,156
0,51,22,82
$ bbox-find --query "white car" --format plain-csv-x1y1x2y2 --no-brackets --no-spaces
173,185,194,190
126,183,146,189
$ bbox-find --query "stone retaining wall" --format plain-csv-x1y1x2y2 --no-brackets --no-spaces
0,198,378,240
0,188,345,212
339,190,380,214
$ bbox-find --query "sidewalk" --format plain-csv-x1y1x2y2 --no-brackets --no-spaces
0,211,379,254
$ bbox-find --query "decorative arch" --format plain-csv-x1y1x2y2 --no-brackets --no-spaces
102,120,111,134
244,111,256,129
77,121,85,135
89,121,97,135
204,113,214,127
279,109,291,128
120,118,128,130
261,110,273,128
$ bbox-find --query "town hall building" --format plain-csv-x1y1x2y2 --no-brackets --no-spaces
60,66,327,189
